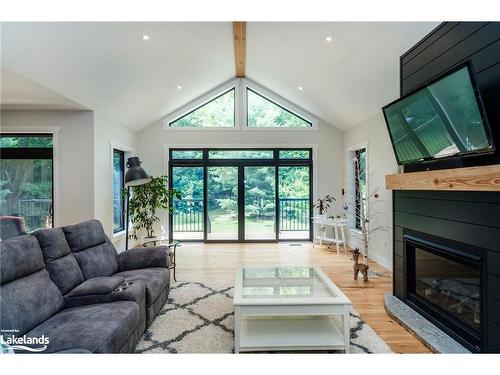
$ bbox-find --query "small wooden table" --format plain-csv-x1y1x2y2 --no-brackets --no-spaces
142,236,180,282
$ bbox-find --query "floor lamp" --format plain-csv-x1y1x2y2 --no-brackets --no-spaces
124,156,151,250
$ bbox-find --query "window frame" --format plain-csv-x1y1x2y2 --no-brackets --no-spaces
112,148,126,234
167,147,314,242
162,78,318,130
345,142,369,234
354,148,367,231
109,141,135,238
0,132,55,230
163,79,241,130
168,87,236,129
246,87,313,128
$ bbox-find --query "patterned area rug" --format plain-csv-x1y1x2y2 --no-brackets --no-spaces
137,281,392,354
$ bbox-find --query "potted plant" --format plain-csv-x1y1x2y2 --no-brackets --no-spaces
313,194,335,218
125,175,181,241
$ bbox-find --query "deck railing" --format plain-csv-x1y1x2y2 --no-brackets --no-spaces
172,198,204,232
172,197,309,233
0,198,52,231
279,198,309,232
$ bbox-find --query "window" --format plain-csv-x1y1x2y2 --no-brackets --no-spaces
0,134,54,232
168,147,313,241
169,89,235,128
353,148,367,231
0,136,53,148
208,150,273,159
113,149,125,233
247,88,312,128
279,150,310,159
163,79,317,130
171,150,203,159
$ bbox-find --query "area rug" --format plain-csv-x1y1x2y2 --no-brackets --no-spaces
137,281,392,354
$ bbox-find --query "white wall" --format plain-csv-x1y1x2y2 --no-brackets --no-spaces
1,110,95,226
137,119,345,235
93,114,137,251
343,112,398,270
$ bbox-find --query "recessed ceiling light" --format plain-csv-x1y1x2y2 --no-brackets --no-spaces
142,34,150,41
176,85,182,90
325,35,333,42
298,86,304,91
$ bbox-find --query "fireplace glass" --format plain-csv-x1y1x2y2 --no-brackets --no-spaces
414,246,480,332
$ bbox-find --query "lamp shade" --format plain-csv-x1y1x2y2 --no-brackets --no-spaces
125,157,151,187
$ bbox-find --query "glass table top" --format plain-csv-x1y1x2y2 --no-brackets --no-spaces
240,266,337,299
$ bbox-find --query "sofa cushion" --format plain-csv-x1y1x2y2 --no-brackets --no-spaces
72,242,119,279
1,269,65,336
62,220,109,252
26,301,139,353
33,227,72,259
33,228,84,294
66,276,125,297
0,235,45,284
114,268,169,305
62,220,118,279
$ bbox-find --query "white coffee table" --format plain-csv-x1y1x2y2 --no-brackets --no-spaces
233,266,351,353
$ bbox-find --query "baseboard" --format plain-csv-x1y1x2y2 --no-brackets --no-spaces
347,228,392,270
368,252,391,271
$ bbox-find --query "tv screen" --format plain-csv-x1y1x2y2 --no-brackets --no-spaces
383,64,494,165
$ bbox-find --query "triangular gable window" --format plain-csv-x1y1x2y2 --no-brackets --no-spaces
247,88,312,128
169,88,235,128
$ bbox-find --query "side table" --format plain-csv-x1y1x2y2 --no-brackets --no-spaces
142,236,180,282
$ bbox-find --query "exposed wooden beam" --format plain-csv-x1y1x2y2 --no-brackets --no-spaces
385,165,500,192
233,22,246,78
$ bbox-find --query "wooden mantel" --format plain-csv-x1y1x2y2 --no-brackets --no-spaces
386,165,500,192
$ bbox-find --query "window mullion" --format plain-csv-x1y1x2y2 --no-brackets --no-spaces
236,78,246,129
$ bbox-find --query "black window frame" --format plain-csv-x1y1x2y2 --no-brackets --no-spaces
246,88,313,128
168,88,236,128
354,148,366,231
112,148,126,234
168,148,313,243
0,133,55,230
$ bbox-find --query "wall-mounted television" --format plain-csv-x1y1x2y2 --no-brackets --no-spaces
382,64,494,166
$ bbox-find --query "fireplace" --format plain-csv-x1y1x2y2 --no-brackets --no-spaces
405,234,484,352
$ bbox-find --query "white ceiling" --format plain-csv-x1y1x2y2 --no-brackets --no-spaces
1,68,87,110
0,22,438,130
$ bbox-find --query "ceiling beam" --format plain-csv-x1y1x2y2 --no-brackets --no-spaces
233,22,246,78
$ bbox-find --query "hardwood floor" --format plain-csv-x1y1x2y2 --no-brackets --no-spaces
175,241,431,353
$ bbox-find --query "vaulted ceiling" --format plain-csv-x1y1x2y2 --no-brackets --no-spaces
0,22,438,130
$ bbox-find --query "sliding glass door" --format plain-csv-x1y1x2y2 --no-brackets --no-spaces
171,166,204,240
244,166,276,240
278,166,310,240
0,134,54,234
169,148,312,242
207,167,238,240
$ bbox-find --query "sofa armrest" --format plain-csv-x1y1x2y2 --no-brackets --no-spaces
117,246,169,272
64,281,146,309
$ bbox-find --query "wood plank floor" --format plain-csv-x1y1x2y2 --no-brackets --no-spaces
174,241,431,353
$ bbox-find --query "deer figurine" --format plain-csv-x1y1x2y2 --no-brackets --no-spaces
352,248,369,282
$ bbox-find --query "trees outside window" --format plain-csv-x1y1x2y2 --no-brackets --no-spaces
0,134,53,232
169,89,235,128
354,148,366,231
247,89,312,128
113,149,125,233
165,81,315,129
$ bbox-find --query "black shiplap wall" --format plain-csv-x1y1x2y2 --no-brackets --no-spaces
394,22,500,353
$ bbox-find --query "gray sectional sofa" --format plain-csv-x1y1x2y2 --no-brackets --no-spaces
0,220,170,353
